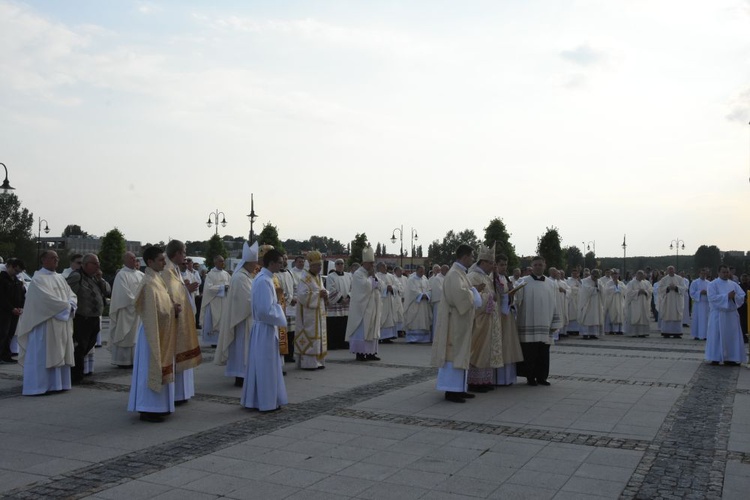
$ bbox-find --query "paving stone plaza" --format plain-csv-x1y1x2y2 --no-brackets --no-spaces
1,322,750,500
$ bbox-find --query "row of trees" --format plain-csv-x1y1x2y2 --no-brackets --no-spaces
3,192,750,277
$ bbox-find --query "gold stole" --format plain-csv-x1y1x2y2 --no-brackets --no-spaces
273,274,289,355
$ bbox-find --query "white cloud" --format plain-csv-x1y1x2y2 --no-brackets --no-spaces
726,87,750,122
560,42,608,67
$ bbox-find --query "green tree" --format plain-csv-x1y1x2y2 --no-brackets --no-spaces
185,240,206,256
62,224,88,237
584,251,597,270
537,226,563,270
375,242,382,257
563,245,584,272
0,193,35,266
483,217,519,268
428,229,480,265
99,228,126,280
205,234,228,269
349,233,369,265
694,245,722,272
258,222,285,253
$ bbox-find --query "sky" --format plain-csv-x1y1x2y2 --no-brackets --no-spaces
2,0,750,259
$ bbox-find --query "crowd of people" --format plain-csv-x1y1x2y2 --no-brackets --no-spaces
0,244,748,420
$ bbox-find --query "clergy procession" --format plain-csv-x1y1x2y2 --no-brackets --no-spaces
2,240,750,423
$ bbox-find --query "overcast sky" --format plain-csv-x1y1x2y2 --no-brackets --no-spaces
2,0,749,259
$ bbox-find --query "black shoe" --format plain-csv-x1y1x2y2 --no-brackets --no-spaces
367,354,381,361
0,357,17,364
356,354,367,361
174,399,189,406
445,392,466,403
538,380,551,386
527,379,538,386
459,392,476,399
316,366,325,370
139,412,165,423
72,378,94,386
725,361,740,367
710,361,720,365
468,385,490,393
234,377,244,387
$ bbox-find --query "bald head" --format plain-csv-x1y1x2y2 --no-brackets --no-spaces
123,252,137,270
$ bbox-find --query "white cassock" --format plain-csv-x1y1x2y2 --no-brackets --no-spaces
377,272,399,340
200,267,230,346
215,267,254,378
276,269,296,333
578,277,604,337
181,270,199,313
705,278,746,363
404,274,432,343
689,278,709,340
16,269,77,395
394,274,407,331
345,267,382,355
109,266,144,366
624,279,652,337
565,277,581,333
603,280,625,334
657,275,686,335
241,268,288,411
429,274,444,339
553,278,570,338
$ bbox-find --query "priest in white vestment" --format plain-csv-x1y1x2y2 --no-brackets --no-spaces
624,271,652,337
376,262,398,342
215,242,257,387
565,270,582,334
657,266,686,337
200,256,231,347
16,251,77,396
295,251,328,369
681,272,691,327
467,246,503,391
690,268,710,341
548,268,568,340
705,265,746,365
393,267,407,334
345,247,382,361
515,256,561,386
428,265,445,342
404,266,432,343
127,246,177,422
162,241,203,404
578,269,605,339
241,248,288,411
277,255,297,363
109,252,144,367
431,244,483,402
494,256,524,385
603,270,626,335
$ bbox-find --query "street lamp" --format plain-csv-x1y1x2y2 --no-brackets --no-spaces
37,218,50,259
246,193,258,243
669,238,685,271
621,235,627,279
410,228,419,270
583,240,596,255
390,225,404,268
1,162,15,195
206,209,227,236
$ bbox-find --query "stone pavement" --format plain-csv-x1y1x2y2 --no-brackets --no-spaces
1,322,749,500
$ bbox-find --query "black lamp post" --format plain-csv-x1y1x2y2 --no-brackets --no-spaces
246,193,258,243
1,163,15,195
669,238,685,271
37,218,50,259
410,228,419,270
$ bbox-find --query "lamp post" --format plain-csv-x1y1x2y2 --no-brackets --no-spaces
37,218,50,259
583,240,596,255
246,193,258,243
206,209,227,236
410,228,419,270
390,225,404,268
669,238,685,271
1,162,15,195
622,234,627,279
